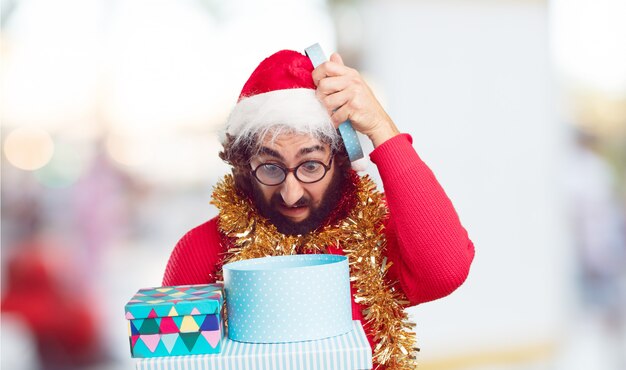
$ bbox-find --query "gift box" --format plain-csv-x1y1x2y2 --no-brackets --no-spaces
124,284,224,358
135,320,372,370
223,254,353,343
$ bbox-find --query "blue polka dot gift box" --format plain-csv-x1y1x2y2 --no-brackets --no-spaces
223,254,353,344
124,284,224,358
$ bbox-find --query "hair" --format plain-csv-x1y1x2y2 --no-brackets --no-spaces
219,127,351,198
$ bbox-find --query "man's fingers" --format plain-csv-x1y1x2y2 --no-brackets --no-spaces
316,76,350,97
321,89,351,117
312,57,355,85
329,52,344,65
330,103,351,128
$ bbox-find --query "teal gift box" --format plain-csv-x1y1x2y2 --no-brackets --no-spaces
124,284,224,358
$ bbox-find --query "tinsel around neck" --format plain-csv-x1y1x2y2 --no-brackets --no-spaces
211,174,418,369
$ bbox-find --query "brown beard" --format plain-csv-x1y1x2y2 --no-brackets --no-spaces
251,168,345,236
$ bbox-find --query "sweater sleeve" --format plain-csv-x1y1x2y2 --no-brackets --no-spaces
370,134,475,306
162,218,224,287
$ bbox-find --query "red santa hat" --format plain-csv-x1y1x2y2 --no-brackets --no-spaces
223,50,340,151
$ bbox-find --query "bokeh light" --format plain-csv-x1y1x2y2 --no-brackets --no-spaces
551,0,626,94
105,132,152,168
33,139,92,188
3,127,55,171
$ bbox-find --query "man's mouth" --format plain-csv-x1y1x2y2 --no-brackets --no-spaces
277,204,309,218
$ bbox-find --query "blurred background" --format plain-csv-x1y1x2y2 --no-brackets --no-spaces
1,0,624,369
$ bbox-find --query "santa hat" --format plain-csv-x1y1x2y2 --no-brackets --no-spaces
222,49,369,171
223,50,337,148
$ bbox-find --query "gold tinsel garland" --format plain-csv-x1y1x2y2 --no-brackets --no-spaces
212,174,418,369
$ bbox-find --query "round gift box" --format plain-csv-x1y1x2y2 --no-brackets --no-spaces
223,254,353,343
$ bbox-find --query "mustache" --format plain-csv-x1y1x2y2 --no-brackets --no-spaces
270,193,310,208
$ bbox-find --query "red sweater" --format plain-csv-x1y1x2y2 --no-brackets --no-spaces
163,134,474,348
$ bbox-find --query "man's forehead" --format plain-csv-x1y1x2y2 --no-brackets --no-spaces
256,134,330,158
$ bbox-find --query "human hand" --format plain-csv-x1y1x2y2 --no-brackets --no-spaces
312,53,400,148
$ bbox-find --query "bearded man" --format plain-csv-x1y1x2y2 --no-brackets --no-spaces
162,49,475,369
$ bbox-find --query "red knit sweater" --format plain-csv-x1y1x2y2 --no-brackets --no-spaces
163,134,474,350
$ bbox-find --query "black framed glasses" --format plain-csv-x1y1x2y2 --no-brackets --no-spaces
251,155,334,186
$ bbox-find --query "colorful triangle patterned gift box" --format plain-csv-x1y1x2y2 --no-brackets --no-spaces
124,284,224,358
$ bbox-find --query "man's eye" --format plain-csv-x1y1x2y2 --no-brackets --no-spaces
300,161,322,173
261,164,283,176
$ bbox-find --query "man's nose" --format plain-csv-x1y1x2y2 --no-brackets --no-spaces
280,173,304,206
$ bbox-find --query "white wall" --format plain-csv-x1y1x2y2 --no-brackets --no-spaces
359,0,573,361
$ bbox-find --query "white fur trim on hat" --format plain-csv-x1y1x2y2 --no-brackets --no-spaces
350,157,369,172
223,88,338,146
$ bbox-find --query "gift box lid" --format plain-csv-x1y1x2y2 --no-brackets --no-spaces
125,284,223,320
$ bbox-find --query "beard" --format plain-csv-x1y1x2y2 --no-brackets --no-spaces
251,169,345,236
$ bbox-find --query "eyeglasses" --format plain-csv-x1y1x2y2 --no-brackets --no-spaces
251,155,334,186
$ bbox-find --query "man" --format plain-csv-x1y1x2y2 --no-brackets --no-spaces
163,49,474,369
